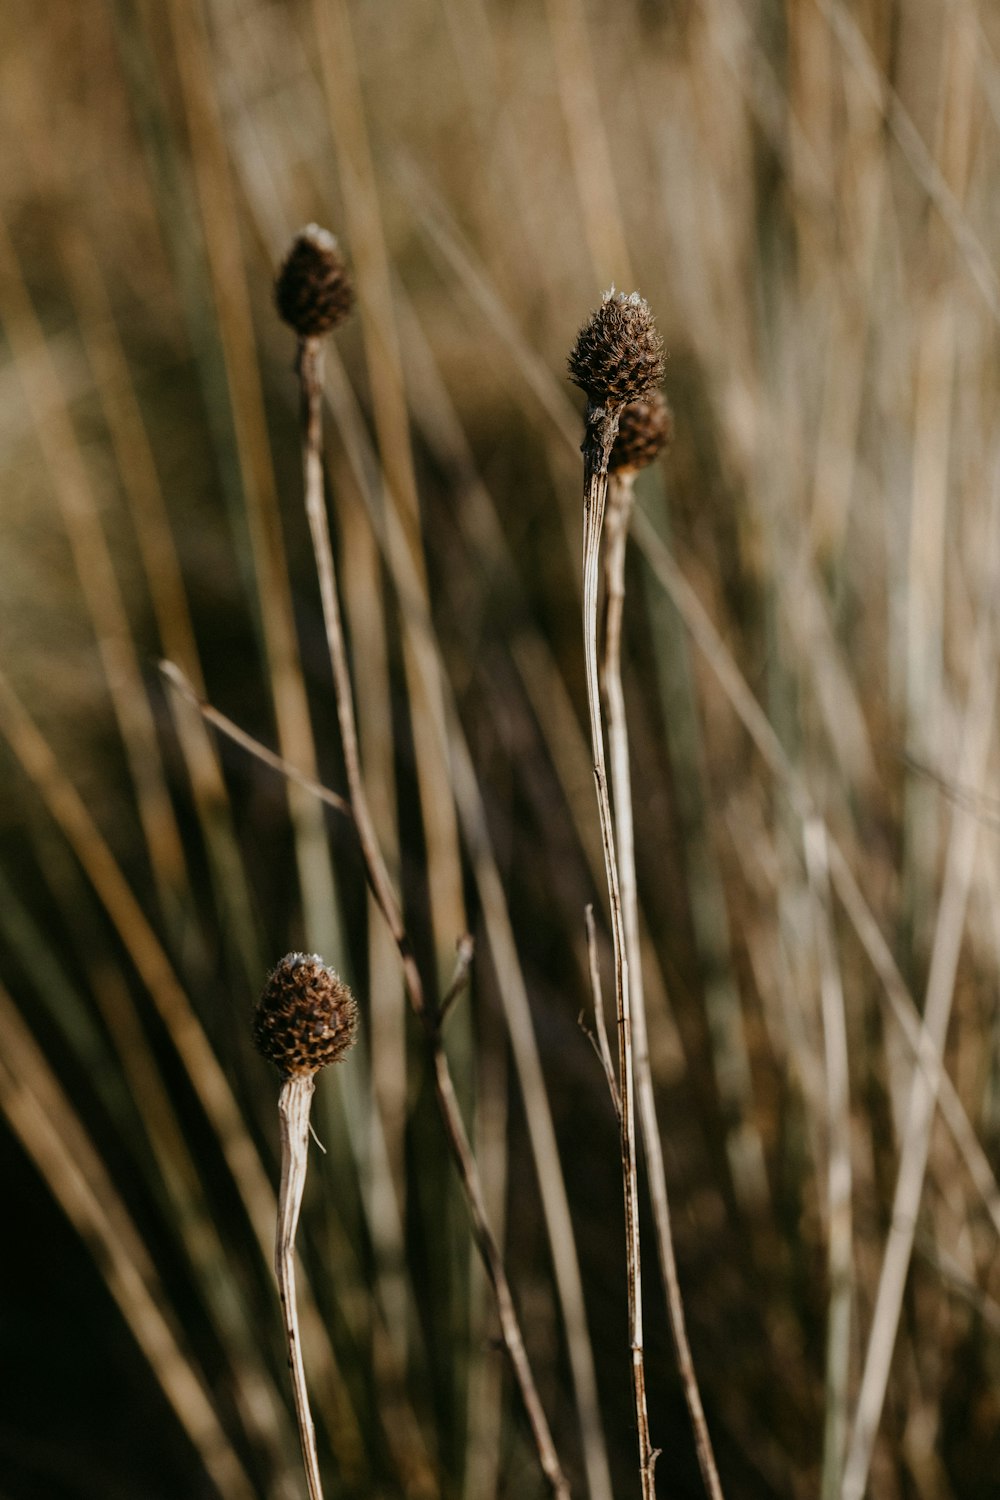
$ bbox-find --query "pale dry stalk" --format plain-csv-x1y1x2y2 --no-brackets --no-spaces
275,1075,324,1500
581,401,655,1498
569,292,666,1499
603,464,724,1500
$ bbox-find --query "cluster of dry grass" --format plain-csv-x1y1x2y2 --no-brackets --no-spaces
3,0,1000,1496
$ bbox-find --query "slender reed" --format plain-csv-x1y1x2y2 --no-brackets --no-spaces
253,955,360,1500
568,291,664,1499
602,395,724,1500
275,227,571,1499
803,820,853,1500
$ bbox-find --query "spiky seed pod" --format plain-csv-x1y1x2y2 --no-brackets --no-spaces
254,953,359,1077
609,390,674,474
568,290,665,408
274,225,354,338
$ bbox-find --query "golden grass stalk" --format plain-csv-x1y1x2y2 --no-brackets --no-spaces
0,215,190,929
630,507,1000,1229
58,220,264,991
163,0,344,961
0,985,256,1500
841,597,1000,1500
312,0,469,974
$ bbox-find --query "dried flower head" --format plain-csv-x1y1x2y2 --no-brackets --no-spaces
254,953,359,1077
568,290,665,408
609,390,674,474
275,225,354,338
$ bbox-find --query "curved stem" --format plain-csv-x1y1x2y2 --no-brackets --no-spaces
581,406,655,1498
603,472,724,1500
276,1075,324,1500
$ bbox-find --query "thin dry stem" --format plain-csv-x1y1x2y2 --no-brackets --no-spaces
581,404,655,1498
602,471,724,1500
584,904,620,1117
295,339,570,1499
803,819,854,1500
276,1076,325,1500
160,661,352,820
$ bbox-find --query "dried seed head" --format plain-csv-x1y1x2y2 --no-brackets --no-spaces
274,225,354,338
609,390,674,474
254,953,359,1077
567,290,665,408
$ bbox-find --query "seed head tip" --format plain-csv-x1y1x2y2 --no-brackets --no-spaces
609,390,674,474
568,291,665,408
253,952,359,1077
275,225,354,338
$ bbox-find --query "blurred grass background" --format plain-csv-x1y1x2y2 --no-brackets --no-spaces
3,0,1000,1495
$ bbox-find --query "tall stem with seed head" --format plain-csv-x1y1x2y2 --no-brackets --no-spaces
569,291,665,1499
254,953,360,1500
276,226,571,1499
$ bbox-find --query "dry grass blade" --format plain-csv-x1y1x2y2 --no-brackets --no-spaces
311,0,468,974
632,508,1000,1233
0,213,189,926
0,985,256,1500
58,220,264,988
163,0,343,960
842,606,1000,1500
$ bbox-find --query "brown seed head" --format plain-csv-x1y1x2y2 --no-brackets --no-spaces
568,290,665,408
254,953,359,1077
275,225,354,338
609,390,674,474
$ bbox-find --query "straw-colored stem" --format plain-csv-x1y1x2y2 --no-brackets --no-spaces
581,406,654,1498
603,471,724,1500
276,1076,324,1500
803,819,854,1500
295,339,569,1499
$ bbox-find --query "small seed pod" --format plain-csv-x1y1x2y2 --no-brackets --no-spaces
274,225,354,338
254,953,359,1077
568,290,665,408
609,390,674,475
